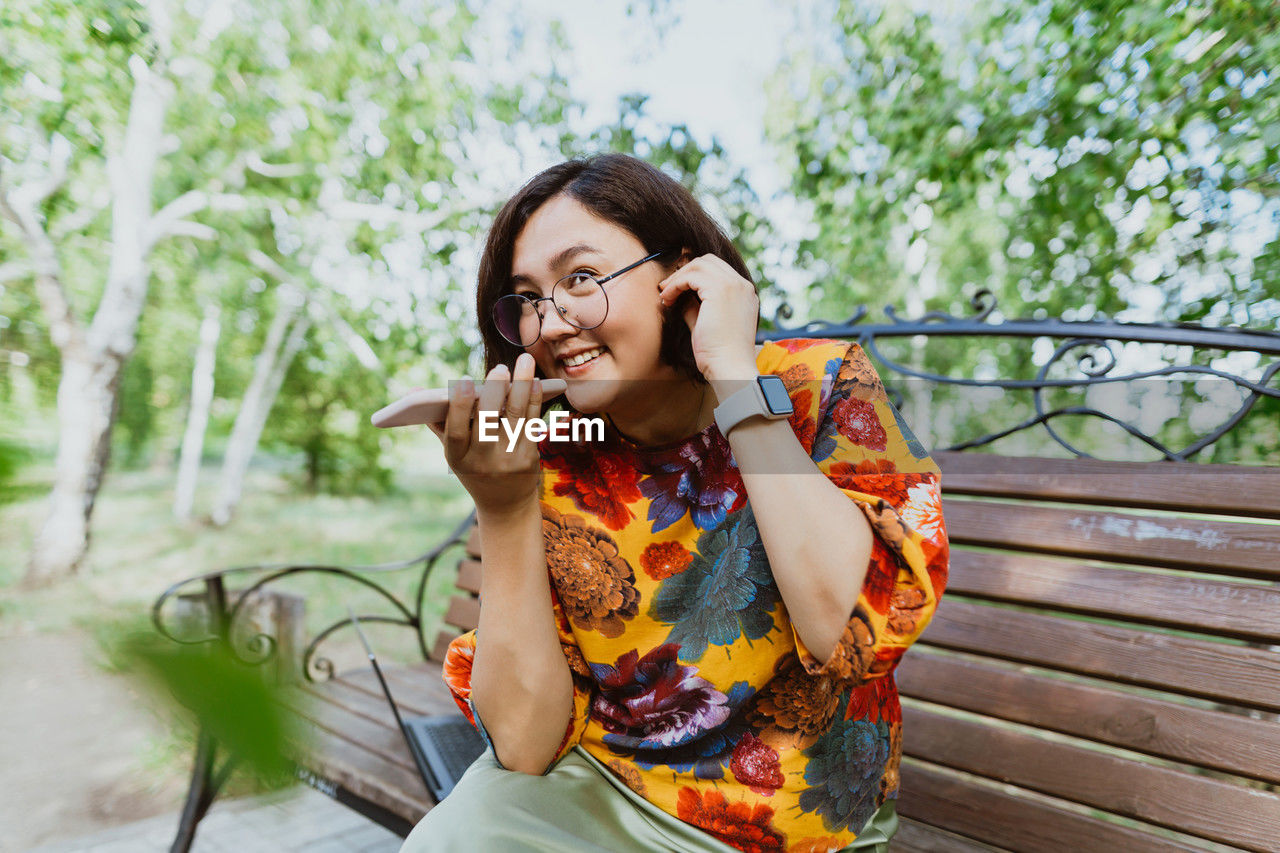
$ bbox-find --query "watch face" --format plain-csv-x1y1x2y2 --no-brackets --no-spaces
757,375,794,416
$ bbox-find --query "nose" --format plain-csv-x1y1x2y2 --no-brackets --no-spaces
538,301,578,343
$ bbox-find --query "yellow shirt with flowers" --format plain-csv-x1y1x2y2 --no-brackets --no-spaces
443,339,949,852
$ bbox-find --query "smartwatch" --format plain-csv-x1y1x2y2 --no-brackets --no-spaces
714,375,794,437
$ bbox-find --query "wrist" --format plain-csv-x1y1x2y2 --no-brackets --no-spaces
475,493,541,523
704,359,760,402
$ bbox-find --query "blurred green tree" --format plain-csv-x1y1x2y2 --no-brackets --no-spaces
768,0,1278,326
766,0,1279,460
562,92,777,295
0,0,567,579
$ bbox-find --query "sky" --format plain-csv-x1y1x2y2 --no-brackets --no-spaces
526,0,795,199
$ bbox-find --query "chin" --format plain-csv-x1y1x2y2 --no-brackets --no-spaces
564,378,622,415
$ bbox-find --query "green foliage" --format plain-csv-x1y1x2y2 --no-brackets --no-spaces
769,0,1279,327
268,335,393,495
561,93,779,297
114,352,156,468
0,435,29,506
766,0,1279,459
115,628,298,785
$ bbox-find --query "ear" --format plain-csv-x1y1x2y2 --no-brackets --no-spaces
674,247,694,269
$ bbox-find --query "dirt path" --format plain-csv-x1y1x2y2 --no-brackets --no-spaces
0,631,186,851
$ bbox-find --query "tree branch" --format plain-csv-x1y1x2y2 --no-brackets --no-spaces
0,161,83,350
144,191,251,251
51,189,111,240
0,260,32,285
246,153,306,179
163,220,219,241
248,250,380,370
323,199,451,231
143,150,301,252
6,134,74,211
247,248,292,282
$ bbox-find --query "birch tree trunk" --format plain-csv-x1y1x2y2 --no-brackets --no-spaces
24,348,123,584
210,294,311,526
173,303,221,521
23,39,173,585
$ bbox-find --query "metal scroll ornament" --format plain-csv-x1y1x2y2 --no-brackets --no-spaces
761,290,1280,461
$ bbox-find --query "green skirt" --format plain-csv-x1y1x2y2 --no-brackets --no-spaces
400,746,898,852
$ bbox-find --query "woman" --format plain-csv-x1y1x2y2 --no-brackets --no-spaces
402,153,948,852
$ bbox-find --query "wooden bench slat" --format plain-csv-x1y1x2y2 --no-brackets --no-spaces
921,600,1280,712
290,728,427,833
456,558,482,594
279,688,430,824
895,647,1280,784
947,549,1280,642
897,761,1226,853
380,665,461,714
935,452,1280,519
293,676,414,732
284,683,418,778
430,630,454,663
465,525,482,558
889,818,1006,852
942,498,1280,579
444,593,481,633
901,704,1280,851
337,663,457,717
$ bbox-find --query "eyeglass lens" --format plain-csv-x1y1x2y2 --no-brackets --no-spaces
493,274,608,347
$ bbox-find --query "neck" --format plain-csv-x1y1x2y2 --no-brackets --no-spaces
607,380,712,446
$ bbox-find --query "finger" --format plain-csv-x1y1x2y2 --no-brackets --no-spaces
507,352,535,416
681,298,701,333
443,377,476,454
526,376,544,422
658,272,697,307
478,363,509,418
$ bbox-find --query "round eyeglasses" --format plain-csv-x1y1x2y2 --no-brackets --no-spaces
492,251,667,348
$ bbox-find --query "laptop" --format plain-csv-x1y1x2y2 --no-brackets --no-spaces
348,610,487,802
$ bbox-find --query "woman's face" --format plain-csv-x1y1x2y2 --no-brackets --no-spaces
509,192,683,417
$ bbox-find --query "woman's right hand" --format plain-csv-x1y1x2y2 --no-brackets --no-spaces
427,352,545,515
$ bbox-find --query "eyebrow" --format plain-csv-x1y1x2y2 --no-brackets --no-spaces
510,244,605,290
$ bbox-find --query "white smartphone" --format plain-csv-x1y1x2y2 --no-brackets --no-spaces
370,378,568,428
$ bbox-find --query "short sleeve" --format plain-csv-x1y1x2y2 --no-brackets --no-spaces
440,586,594,770
766,340,949,685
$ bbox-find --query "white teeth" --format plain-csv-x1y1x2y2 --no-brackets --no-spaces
563,347,604,367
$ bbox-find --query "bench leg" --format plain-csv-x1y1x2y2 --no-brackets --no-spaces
169,727,236,852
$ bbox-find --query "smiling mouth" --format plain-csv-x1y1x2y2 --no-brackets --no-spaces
561,346,606,370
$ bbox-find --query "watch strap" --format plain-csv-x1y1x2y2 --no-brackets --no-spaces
714,377,792,437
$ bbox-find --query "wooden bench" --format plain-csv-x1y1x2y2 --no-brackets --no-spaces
889,451,1280,852
154,315,1280,852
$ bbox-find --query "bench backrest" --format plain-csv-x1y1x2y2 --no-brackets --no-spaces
894,451,1280,852
432,453,1280,851
431,525,482,662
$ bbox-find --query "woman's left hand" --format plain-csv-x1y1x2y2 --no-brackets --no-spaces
657,253,759,382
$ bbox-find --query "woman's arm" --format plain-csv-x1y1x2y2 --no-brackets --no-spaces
468,498,575,775
428,354,575,774
711,406,872,663
658,256,944,673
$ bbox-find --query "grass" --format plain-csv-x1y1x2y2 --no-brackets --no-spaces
1,456,473,655
0,452,475,807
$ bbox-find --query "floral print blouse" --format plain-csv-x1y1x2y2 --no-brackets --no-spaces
443,339,949,852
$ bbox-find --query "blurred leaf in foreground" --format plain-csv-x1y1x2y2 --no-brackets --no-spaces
119,630,303,786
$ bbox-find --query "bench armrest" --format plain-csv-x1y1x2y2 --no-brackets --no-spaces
151,511,477,681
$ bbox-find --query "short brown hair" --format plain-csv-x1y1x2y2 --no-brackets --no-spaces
475,153,754,384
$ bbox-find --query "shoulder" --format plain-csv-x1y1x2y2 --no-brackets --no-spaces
756,338,862,376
